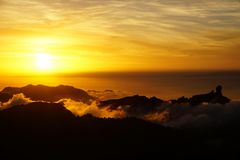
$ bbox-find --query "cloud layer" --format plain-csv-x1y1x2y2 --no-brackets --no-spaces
1,92,240,129
144,101,240,128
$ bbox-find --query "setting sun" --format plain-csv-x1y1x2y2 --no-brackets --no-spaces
35,53,53,71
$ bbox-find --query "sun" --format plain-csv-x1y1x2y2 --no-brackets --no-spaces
35,53,53,70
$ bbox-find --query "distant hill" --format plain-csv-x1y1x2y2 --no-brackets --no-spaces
0,84,94,103
171,85,230,105
100,95,163,115
99,86,231,116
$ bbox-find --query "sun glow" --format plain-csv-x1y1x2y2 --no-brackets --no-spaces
35,53,53,71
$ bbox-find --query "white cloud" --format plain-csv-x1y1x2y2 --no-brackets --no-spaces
58,99,126,118
0,93,33,110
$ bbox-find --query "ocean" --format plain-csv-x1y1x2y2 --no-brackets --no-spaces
0,71,240,100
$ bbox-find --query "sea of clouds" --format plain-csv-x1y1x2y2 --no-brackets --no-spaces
1,92,240,128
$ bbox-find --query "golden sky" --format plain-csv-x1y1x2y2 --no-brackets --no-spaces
0,0,240,75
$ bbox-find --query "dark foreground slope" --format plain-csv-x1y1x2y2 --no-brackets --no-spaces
0,102,240,159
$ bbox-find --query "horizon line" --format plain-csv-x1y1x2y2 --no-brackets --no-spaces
1,69,240,77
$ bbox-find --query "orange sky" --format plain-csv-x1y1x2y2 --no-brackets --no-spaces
0,0,240,75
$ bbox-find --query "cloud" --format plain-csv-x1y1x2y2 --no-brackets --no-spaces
0,93,33,110
144,101,240,128
0,92,125,118
1,0,240,44
87,89,128,101
58,99,125,118
144,110,169,122
58,96,240,128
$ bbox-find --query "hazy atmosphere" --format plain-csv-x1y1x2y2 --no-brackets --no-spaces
1,0,240,75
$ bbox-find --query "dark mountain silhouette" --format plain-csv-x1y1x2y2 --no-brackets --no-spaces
0,84,236,159
0,102,176,159
99,95,163,115
171,85,230,105
0,84,230,107
0,84,94,103
0,102,240,159
100,86,230,115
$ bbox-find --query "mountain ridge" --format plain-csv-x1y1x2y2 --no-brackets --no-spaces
0,84,95,103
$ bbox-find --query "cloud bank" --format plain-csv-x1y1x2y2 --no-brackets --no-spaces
0,93,126,118
156,101,240,128
0,93,33,110
58,99,125,118
1,93,240,129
